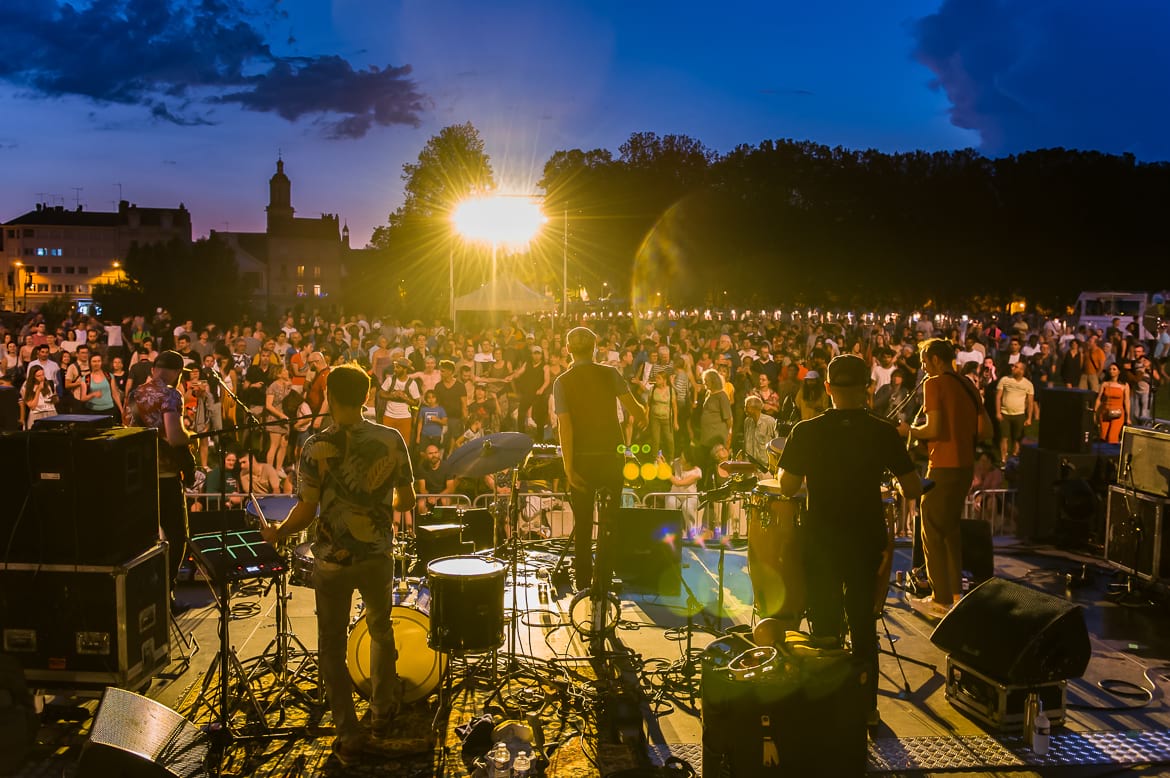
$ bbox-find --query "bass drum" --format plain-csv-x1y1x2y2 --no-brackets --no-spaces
347,585,445,703
747,480,806,630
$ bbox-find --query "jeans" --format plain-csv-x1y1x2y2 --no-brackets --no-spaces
314,555,397,743
567,453,624,589
804,538,880,712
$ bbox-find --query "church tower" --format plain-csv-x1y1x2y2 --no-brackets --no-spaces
266,157,294,231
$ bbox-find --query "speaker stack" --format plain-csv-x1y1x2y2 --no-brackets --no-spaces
0,422,169,692
1017,388,1117,544
1105,426,1170,580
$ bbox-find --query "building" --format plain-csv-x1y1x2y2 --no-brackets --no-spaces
214,159,360,313
2,200,192,313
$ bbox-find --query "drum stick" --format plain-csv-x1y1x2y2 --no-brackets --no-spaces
249,495,271,530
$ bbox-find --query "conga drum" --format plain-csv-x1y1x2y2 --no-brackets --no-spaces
747,479,805,629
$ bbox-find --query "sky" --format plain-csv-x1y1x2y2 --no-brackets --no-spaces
0,0,1167,247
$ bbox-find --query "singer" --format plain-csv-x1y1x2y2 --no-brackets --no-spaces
553,327,646,591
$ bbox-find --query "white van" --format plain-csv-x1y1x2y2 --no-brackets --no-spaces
1072,291,1156,339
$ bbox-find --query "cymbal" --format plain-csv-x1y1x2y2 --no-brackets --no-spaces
446,432,534,479
721,460,757,475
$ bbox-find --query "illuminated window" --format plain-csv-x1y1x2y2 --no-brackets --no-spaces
50,248,63,257
313,266,321,278
296,265,305,278
36,283,48,292
36,248,47,256
313,284,322,297
295,284,305,296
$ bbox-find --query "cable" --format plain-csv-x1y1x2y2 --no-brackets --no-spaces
1066,664,1168,712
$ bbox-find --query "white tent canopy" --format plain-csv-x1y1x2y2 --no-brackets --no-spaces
453,276,555,314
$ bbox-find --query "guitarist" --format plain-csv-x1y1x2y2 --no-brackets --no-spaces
898,339,992,616
124,349,194,610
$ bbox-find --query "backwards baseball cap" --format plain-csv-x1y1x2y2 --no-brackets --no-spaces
566,327,597,352
155,350,187,372
827,354,870,387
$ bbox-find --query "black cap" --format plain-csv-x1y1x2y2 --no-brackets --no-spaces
827,354,869,387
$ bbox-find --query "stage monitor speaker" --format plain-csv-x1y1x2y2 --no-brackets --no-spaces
1038,388,1095,453
930,577,1090,685
77,687,209,778
1119,426,1170,498
612,507,683,596
0,427,159,565
1105,486,1168,580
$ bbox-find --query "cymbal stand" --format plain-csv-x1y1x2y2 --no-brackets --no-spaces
247,567,320,709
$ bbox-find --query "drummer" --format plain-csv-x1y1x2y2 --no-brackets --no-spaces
260,363,416,766
774,354,922,729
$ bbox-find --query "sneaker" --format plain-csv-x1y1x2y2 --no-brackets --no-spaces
909,595,951,618
866,708,881,727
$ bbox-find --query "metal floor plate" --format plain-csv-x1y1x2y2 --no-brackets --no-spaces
653,732,1170,776
868,729,1170,773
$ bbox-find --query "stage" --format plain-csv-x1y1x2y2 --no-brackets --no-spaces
8,532,1170,777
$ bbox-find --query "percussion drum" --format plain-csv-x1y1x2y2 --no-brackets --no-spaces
873,487,899,617
290,543,315,587
766,437,786,474
426,556,506,654
346,583,445,703
747,479,806,629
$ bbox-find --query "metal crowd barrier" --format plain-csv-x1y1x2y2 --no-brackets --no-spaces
963,488,1018,536
474,491,574,537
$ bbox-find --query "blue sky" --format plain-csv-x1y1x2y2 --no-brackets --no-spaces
0,0,1166,246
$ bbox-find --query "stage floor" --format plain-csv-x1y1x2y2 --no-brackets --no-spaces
11,534,1170,777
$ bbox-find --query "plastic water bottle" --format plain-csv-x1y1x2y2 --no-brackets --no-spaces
512,750,532,778
1031,701,1050,755
486,741,512,778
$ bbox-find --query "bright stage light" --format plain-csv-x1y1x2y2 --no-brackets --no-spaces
451,194,547,248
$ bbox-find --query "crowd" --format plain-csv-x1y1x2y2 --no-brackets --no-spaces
1,303,1167,527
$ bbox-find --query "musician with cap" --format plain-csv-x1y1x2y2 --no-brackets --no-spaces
775,354,922,728
123,349,194,608
553,326,646,591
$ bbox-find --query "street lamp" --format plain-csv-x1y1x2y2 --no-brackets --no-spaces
12,260,27,312
449,193,547,329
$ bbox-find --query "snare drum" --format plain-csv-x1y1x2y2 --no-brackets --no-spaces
747,479,806,627
347,583,445,703
426,556,506,654
290,543,315,587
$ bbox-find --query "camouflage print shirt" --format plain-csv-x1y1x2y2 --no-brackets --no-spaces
301,419,413,564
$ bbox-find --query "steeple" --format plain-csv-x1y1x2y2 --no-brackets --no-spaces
266,156,294,231
342,221,350,248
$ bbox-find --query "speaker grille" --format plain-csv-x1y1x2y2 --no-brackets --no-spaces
79,687,210,778
930,578,1090,685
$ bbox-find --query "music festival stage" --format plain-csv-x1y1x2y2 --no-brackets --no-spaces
7,525,1170,777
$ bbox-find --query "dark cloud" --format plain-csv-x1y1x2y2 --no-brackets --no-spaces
0,0,426,138
215,57,426,136
911,0,1170,159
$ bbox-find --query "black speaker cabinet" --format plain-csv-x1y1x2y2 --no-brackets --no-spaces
1119,426,1170,498
1016,445,1113,542
1038,387,1096,452
1105,486,1169,580
702,634,867,777
930,577,1090,685
0,543,170,691
77,687,210,778
612,507,683,596
0,427,160,565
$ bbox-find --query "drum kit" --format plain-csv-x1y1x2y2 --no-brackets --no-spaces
248,432,560,709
